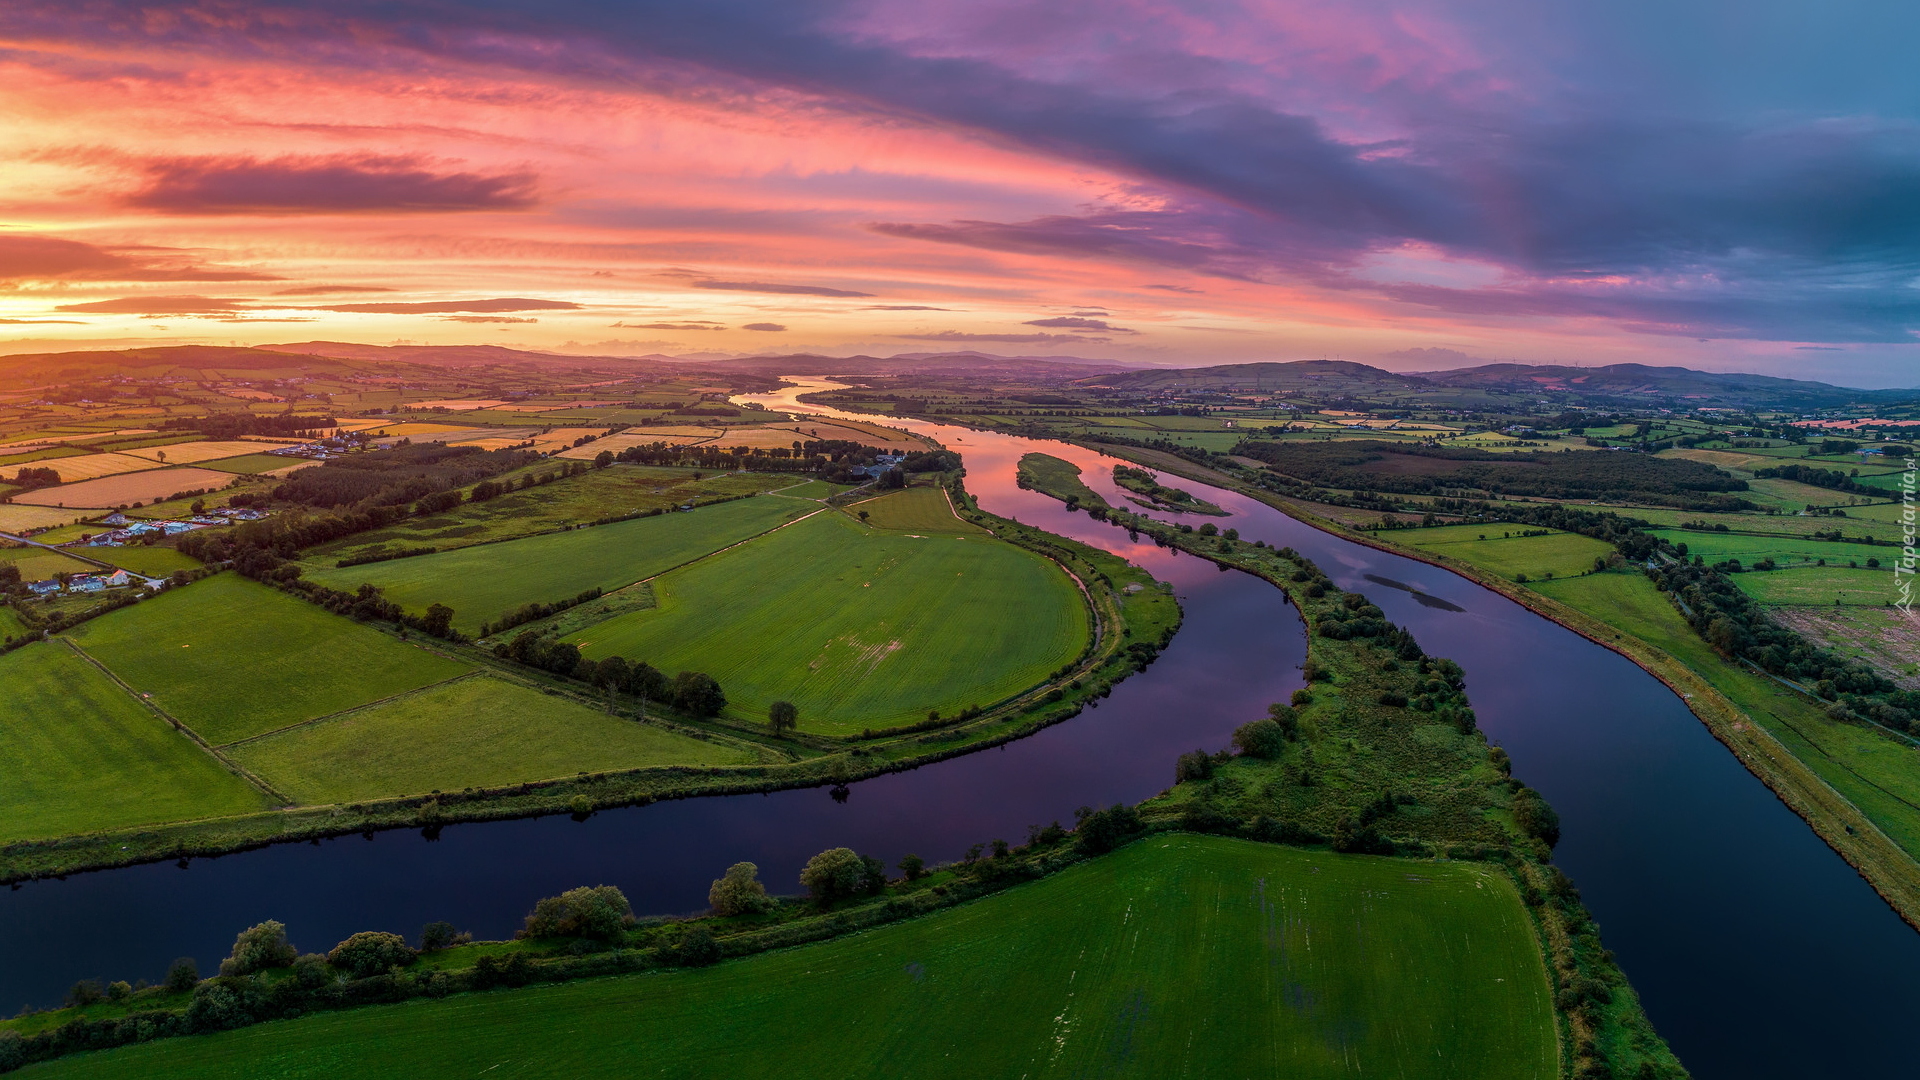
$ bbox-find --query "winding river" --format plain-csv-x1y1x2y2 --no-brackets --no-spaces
3,380,1917,1079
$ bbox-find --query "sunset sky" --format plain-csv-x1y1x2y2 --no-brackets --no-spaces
1,1,1917,384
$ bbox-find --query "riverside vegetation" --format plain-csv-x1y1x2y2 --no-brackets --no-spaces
0,520,1682,1079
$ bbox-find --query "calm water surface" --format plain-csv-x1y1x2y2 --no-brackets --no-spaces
2,381,1915,1079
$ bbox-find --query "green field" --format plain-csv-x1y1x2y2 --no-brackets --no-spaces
1650,528,1891,566
65,574,471,745
767,479,847,501
201,453,301,475
307,495,810,634
570,510,1089,731
1017,452,1110,509
93,545,201,576
30,835,1555,1080
228,676,757,802
0,642,268,843
850,486,985,535
0,604,29,639
1732,565,1897,607
0,547,96,582
1394,524,1617,581
1531,571,1920,862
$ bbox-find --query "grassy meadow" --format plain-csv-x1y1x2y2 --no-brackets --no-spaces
28,835,1556,1080
93,545,201,576
1649,528,1889,566
1732,565,1897,607
228,676,758,802
570,510,1090,732
64,574,471,745
851,485,985,534
1392,523,1617,581
0,642,269,843
307,495,810,634
1017,451,1111,509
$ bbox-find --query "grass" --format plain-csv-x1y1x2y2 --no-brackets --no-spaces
92,545,201,576
569,510,1090,732
849,485,985,535
1649,528,1889,566
1393,523,1618,582
28,835,1556,1080
306,495,810,634
304,466,799,565
1531,571,1920,864
1017,451,1110,509
1732,566,1895,607
202,452,302,475
228,676,758,802
0,548,96,581
0,604,28,639
65,574,471,746
0,641,269,843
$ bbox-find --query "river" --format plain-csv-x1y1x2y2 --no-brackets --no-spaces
2,379,1916,1079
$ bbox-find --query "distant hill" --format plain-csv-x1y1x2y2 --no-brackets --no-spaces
1415,362,1909,408
687,351,1139,378
264,341,643,371
1076,360,1420,393
0,345,381,387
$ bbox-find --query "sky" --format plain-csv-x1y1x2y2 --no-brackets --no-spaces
1,1,1917,386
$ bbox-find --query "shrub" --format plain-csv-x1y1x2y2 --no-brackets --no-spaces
420,921,470,952
1174,749,1214,783
672,671,726,717
164,956,199,993
292,953,331,989
799,847,883,903
1232,717,1288,759
708,861,775,916
219,920,297,976
1290,688,1314,705
898,853,926,881
64,979,105,1008
1511,787,1562,847
659,926,721,967
522,885,634,941
327,931,417,978
1074,803,1144,854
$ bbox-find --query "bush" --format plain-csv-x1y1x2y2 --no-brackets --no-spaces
219,920,297,976
659,926,721,967
1074,803,1144,854
420,921,470,952
708,861,775,916
327,931,417,978
672,671,726,717
522,885,634,941
292,953,331,989
1175,748,1214,783
1511,787,1562,847
1232,718,1288,759
164,956,199,993
799,847,883,903
898,853,926,881
64,980,105,1008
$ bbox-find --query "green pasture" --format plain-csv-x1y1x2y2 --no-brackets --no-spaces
0,547,96,582
768,479,847,501
307,495,809,634
1018,451,1110,510
1575,502,1906,542
94,545,200,576
0,642,268,843
1733,566,1897,607
1651,528,1890,567
1393,524,1617,582
1531,571,1920,862
569,510,1089,732
32,835,1555,1080
65,574,470,745
1745,476,1872,509
202,453,301,475
305,466,798,565
851,486,984,535
229,676,756,802
0,604,28,639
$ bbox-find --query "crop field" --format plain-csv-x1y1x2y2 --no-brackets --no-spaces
228,675,757,802
1744,476,1869,509
304,466,798,564
35,835,1555,1080
65,574,471,745
851,486,984,535
201,452,303,474
0,642,268,844
0,546,97,581
94,546,201,576
1531,571,1920,860
569,510,1089,731
32,452,159,483
309,495,810,634
120,440,300,465
12,467,235,508
0,504,86,532
1732,565,1895,607
1772,607,1919,688
1392,524,1617,581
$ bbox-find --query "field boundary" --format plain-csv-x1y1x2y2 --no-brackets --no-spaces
56,638,294,806
215,670,487,750
1083,440,1920,933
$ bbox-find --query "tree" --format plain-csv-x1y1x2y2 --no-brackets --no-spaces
164,957,199,993
594,450,614,469
708,861,775,916
622,660,669,701
800,847,881,903
419,603,455,639
1175,748,1214,783
326,931,417,978
420,921,468,952
672,670,726,716
1074,804,1143,854
767,700,798,736
522,885,633,941
1232,717,1287,759
1511,787,1561,847
220,920,297,976
897,853,926,881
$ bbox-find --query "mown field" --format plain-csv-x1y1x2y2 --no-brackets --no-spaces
93,546,201,576
201,452,301,475
305,466,799,565
1648,528,1890,567
1732,565,1897,607
1392,523,1617,582
227,675,758,802
1531,571,1920,862
307,495,810,634
0,642,268,844
570,510,1089,732
29,835,1556,1080
64,574,471,745
852,486,984,535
